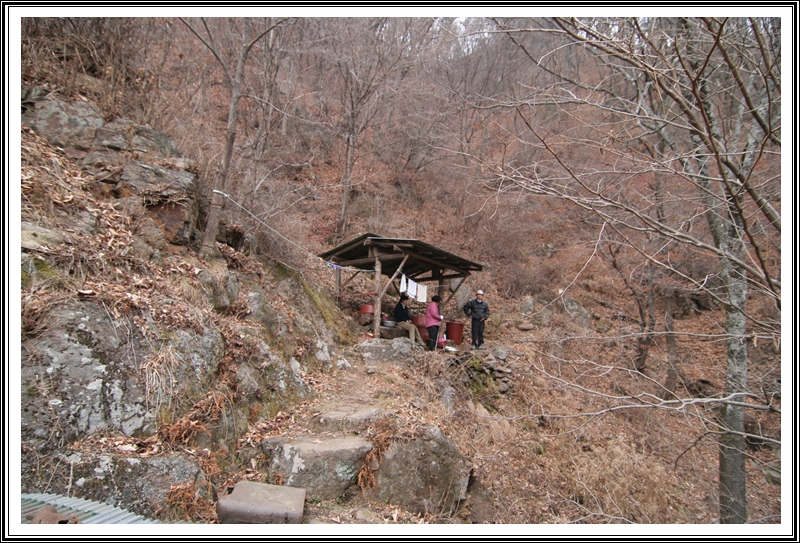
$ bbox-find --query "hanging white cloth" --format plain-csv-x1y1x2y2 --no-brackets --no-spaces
417,284,427,303
407,279,418,298
400,275,407,293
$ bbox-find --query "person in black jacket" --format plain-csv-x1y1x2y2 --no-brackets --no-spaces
463,289,490,350
394,293,424,345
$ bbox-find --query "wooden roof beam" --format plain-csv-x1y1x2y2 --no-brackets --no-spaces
401,251,469,275
324,236,371,259
409,272,470,282
334,253,407,268
366,240,479,272
364,239,414,250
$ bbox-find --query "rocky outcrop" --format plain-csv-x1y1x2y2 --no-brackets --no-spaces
117,162,198,246
373,424,471,516
22,88,199,246
21,301,155,441
22,93,105,153
267,437,373,500
63,451,206,519
92,118,181,158
450,350,516,397
21,222,67,251
556,296,591,328
311,404,385,434
354,337,421,361
19,91,329,519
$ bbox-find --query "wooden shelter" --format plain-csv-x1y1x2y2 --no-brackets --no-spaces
318,233,484,335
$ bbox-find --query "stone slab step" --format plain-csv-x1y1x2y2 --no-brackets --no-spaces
310,404,385,434
216,480,305,524
267,436,372,500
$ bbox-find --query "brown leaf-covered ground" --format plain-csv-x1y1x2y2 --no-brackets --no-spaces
18,123,781,527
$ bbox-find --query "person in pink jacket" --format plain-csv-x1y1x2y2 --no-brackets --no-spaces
425,295,444,351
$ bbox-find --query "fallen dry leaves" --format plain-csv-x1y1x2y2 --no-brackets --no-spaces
20,125,781,525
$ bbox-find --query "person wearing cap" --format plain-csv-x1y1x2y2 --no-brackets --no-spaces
463,289,490,350
425,295,444,351
394,293,424,345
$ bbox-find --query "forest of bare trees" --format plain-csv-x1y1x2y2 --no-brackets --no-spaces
18,14,785,526
487,17,782,524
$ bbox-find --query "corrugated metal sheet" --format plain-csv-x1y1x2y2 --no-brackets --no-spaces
21,493,160,524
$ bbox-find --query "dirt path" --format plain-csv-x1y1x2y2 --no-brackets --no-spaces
244,344,455,524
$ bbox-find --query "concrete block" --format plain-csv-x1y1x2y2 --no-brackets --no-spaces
216,480,305,524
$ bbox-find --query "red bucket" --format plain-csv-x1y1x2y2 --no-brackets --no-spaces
360,304,375,315
411,315,426,327
416,325,429,342
445,321,464,345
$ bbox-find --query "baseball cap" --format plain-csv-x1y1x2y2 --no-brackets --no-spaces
477,290,484,295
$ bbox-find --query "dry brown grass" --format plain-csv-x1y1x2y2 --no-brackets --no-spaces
21,290,73,340
357,416,400,492
158,417,211,449
141,344,180,417
157,378,235,449
156,481,218,523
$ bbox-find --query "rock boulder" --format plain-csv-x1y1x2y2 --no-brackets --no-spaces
373,424,471,516
267,437,372,500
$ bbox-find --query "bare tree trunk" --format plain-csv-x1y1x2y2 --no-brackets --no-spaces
181,18,289,259
339,133,355,233
662,294,680,400
688,55,751,521
199,58,244,259
717,250,749,523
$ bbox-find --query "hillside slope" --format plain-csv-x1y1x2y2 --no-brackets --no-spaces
17,92,781,528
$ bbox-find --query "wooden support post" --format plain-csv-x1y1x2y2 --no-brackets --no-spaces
433,270,444,304
373,256,382,336
372,254,410,337
379,255,409,299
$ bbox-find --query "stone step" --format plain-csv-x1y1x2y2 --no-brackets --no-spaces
310,403,385,434
264,436,373,500
354,337,421,361
216,480,305,524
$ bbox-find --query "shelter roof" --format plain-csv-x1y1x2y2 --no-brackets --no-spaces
318,233,483,281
